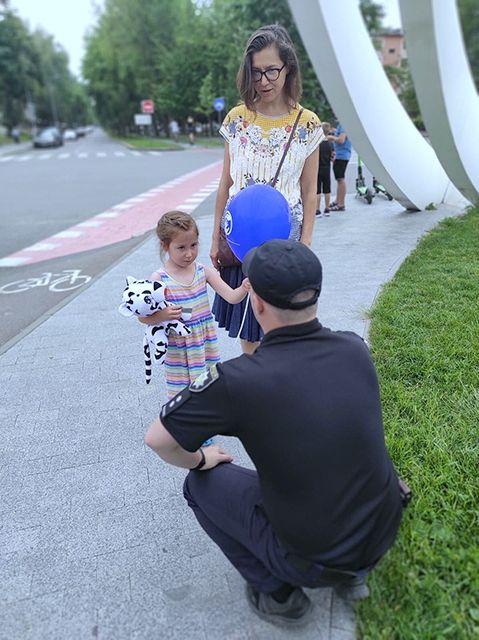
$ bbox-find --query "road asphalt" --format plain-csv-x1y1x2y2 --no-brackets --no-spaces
0,177,466,638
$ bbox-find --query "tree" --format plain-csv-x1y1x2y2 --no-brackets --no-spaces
359,0,386,36
0,9,38,130
458,0,479,90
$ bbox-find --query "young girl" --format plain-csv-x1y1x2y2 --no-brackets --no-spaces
139,210,249,402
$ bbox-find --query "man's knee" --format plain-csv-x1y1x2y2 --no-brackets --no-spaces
183,470,199,506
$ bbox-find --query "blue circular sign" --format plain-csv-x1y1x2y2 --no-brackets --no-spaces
213,97,225,112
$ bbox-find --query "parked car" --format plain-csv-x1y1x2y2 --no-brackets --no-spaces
33,127,63,148
63,128,78,141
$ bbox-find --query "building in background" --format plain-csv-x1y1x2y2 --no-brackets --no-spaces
376,29,405,67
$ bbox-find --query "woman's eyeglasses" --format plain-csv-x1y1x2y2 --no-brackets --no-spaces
251,64,285,83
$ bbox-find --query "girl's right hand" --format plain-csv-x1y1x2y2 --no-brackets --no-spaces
163,304,183,321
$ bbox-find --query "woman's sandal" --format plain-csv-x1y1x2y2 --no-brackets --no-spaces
330,204,345,211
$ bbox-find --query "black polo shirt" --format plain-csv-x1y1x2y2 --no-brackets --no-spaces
161,319,403,570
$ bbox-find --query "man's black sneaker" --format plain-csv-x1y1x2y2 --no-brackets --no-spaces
333,577,370,601
246,584,312,625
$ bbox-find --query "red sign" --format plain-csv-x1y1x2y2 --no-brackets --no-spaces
141,100,154,114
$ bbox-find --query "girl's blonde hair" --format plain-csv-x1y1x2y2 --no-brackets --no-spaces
156,210,199,261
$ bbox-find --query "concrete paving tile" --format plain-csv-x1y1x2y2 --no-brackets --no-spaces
97,598,168,639
0,364,15,381
71,486,125,516
0,524,41,555
0,552,33,605
30,555,97,598
50,444,100,471
0,591,64,640
329,628,357,640
331,592,356,632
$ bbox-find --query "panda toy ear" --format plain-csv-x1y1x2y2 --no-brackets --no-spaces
118,302,134,317
151,281,167,304
119,276,140,316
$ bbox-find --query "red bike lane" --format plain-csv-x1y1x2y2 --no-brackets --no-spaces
1,160,222,268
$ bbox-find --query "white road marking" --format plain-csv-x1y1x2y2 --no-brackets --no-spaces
53,230,83,238
77,220,104,227
27,243,61,251
0,257,31,267
97,212,121,218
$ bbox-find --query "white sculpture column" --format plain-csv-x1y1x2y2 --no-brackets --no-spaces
287,0,468,210
399,0,479,205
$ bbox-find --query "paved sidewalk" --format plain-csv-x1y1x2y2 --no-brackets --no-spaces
0,194,464,639
0,141,32,156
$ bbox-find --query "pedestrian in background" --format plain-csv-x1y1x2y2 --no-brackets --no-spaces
169,119,179,143
209,23,323,355
186,117,195,145
328,122,351,211
316,121,334,217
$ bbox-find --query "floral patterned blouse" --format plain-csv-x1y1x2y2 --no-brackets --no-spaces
220,103,323,239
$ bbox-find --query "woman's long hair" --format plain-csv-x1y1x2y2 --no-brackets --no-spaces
237,24,303,112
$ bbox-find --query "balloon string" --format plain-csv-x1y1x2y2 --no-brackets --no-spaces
233,292,250,349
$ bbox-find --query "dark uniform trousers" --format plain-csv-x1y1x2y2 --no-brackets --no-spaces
184,463,372,593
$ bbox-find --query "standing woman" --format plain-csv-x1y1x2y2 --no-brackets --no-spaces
210,24,323,354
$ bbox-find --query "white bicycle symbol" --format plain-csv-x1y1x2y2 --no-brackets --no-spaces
0,269,91,294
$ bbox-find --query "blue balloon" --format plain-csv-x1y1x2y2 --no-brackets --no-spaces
225,184,292,262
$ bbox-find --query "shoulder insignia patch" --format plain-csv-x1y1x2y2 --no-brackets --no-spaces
189,364,219,393
161,387,191,418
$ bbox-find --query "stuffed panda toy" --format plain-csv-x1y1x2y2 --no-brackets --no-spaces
119,276,192,384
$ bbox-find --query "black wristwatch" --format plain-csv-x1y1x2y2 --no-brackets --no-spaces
190,447,206,471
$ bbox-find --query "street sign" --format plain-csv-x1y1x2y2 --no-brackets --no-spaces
141,100,155,114
134,114,152,126
213,97,225,112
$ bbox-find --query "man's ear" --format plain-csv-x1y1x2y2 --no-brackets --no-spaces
250,291,265,316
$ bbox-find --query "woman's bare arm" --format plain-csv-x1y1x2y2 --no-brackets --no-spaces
299,150,320,247
210,143,233,269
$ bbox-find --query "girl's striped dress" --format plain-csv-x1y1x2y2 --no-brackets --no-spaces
157,263,220,399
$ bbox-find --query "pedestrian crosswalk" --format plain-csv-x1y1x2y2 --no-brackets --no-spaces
0,150,163,163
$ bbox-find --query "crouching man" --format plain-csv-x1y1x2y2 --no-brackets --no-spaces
145,239,403,626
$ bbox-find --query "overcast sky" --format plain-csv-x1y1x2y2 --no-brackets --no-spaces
9,0,402,80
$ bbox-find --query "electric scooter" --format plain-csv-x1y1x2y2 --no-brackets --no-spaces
356,156,374,204
372,176,394,201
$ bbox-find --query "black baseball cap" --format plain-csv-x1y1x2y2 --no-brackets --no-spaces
242,239,322,310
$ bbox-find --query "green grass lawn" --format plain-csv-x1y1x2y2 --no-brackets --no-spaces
0,133,31,146
113,134,223,149
113,135,179,150
356,208,479,638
